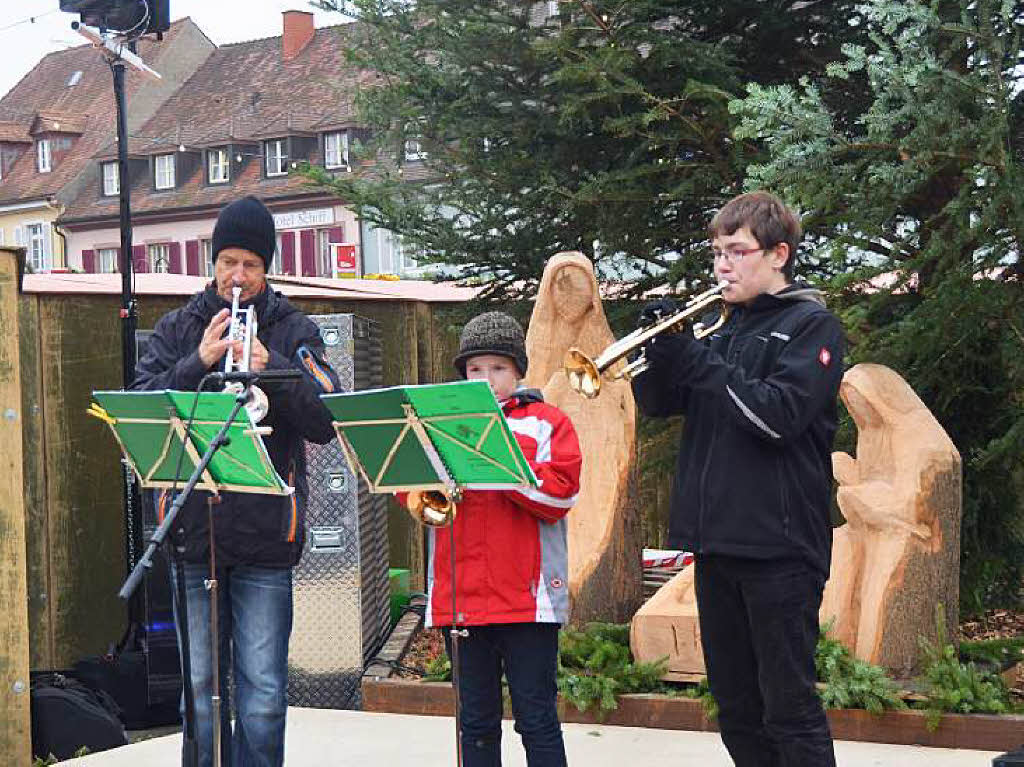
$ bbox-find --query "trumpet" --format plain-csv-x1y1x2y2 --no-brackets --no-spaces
405,488,460,527
223,286,270,422
564,281,730,399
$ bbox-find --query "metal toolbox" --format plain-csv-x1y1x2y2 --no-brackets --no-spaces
287,314,390,709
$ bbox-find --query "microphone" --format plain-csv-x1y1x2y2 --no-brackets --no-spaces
211,369,304,385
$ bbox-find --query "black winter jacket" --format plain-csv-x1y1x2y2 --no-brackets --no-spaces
130,284,341,568
632,283,845,576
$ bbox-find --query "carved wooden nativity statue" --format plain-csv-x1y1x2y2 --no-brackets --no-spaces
525,251,641,623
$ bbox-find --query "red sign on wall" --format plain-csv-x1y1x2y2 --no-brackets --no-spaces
332,243,357,278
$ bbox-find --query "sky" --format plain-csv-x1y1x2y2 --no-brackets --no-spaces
0,1,352,99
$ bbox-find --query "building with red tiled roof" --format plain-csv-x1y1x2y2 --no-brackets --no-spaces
59,11,426,280
0,18,215,272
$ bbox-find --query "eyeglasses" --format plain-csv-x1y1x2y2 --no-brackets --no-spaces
711,246,766,264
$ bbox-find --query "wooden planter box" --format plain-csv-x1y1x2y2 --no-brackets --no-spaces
362,678,1024,752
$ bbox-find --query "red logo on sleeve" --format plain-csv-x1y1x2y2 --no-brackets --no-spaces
818,347,832,367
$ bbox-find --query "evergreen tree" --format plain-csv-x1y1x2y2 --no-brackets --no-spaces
307,0,865,296
731,0,1024,609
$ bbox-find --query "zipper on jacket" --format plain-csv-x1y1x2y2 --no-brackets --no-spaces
696,311,741,551
776,454,791,538
696,430,717,553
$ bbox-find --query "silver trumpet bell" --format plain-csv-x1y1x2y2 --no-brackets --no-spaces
564,281,731,399
223,286,270,422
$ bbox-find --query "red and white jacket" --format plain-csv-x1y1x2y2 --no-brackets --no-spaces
402,388,582,628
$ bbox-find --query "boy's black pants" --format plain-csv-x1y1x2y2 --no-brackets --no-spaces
695,554,836,767
444,622,566,767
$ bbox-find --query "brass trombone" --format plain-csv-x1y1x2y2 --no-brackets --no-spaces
564,281,730,399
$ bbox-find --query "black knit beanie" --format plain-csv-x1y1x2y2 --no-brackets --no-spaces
211,196,276,269
453,312,528,378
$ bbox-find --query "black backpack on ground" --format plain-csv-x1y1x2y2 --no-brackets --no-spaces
30,671,129,761
71,649,180,731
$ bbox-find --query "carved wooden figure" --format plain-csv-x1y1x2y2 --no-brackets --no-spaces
631,363,962,678
820,363,961,675
525,252,641,623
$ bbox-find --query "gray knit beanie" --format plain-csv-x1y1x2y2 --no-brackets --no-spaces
453,312,528,378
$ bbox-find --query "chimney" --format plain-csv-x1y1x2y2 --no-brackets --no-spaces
282,11,315,60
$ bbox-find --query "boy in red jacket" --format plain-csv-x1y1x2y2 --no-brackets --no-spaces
413,311,582,767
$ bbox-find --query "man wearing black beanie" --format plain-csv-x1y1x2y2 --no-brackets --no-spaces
130,195,340,767
212,195,277,270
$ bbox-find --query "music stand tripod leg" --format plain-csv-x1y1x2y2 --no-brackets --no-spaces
447,523,468,767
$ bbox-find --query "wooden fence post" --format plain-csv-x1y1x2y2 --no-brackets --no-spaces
0,245,31,765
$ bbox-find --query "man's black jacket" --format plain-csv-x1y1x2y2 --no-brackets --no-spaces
130,284,340,568
632,283,845,576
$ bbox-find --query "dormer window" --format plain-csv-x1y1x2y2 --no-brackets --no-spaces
102,161,119,196
325,131,349,169
208,148,229,183
265,139,287,176
154,153,175,189
37,139,51,173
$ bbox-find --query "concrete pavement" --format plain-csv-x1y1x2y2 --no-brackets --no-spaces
59,708,1001,765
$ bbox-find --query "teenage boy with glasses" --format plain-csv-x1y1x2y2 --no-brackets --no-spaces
633,191,845,766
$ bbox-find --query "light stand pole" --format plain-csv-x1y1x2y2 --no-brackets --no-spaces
112,56,142,622
74,20,162,629
113,57,135,392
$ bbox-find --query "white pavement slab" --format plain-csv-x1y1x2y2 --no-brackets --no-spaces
59,708,1002,766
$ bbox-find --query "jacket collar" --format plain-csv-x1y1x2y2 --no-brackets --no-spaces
501,386,545,411
742,281,827,314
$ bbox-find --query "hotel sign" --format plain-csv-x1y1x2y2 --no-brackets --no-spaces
273,208,335,230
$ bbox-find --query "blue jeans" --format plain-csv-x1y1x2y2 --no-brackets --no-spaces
694,555,836,767
445,623,566,767
171,562,293,767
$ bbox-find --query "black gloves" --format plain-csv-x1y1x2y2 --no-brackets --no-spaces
637,298,690,374
642,331,691,373
638,298,679,328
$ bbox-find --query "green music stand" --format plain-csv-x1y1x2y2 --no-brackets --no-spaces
90,390,290,495
320,380,538,496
